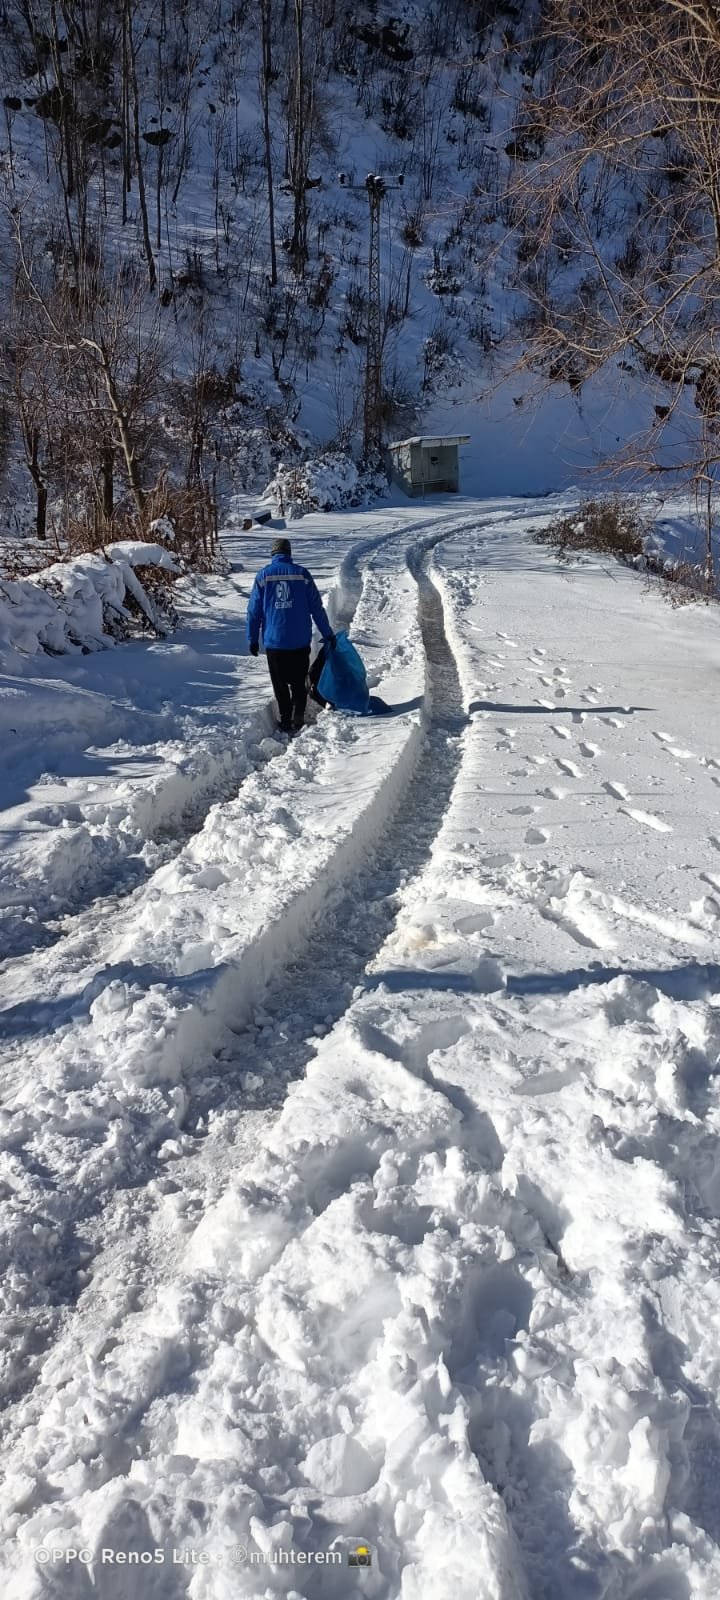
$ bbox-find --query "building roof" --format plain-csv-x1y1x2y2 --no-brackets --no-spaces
386,435,470,450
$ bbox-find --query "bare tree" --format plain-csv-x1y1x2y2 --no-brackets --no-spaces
126,0,157,291
8,329,52,541
12,210,164,519
259,0,278,286
508,0,720,584
285,0,329,270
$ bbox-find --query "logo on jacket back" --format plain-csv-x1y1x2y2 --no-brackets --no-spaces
274,580,292,609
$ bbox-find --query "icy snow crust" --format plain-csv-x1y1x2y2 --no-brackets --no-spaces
2,496,720,1598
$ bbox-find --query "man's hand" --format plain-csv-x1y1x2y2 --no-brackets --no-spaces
327,633,337,650
249,642,259,657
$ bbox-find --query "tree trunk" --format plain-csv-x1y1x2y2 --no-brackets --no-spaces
128,6,157,291
121,0,132,223
703,471,715,595
36,481,48,542
260,0,278,286
49,0,75,200
26,425,47,540
99,351,146,516
289,0,308,270
102,443,114,520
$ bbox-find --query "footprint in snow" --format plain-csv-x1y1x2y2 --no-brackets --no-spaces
541,785,566,799
456,909,495,935
556,758,581,778
579,742,600,759
525,826,549,844
600,715,625,728
653,730,697,759
551,724,572,741
621,807,673,834
603,780,629,801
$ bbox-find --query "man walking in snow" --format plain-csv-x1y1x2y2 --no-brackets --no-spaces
247,537,336,732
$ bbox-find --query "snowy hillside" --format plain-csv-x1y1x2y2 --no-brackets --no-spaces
2,498,720,1598
3,0,716,541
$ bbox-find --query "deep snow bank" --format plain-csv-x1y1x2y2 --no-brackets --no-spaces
0,544,181,671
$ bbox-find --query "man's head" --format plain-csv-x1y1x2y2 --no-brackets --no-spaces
271,537,292,558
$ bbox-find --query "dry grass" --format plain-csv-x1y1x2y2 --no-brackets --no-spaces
533,496,716,606
532,497,647,562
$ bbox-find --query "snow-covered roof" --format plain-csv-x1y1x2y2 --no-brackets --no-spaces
386,435,471,450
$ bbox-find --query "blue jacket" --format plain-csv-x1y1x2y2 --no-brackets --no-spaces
247,555,333,651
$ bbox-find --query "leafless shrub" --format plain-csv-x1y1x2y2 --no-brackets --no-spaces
427,248,461,296
340,277,367,343
532,497,648,562
0,537,58,579
508,0,720,578
378,78,418,141
400,206,425,248
63,517,110,557
141,477,219,572
131,565,181,632
652,558,712,605
452,68,489,123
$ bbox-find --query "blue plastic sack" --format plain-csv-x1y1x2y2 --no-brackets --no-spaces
318,630,370,714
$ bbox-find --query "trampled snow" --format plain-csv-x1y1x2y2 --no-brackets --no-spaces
1,496,720,1600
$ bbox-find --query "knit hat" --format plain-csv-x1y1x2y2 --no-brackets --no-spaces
271,537,292,557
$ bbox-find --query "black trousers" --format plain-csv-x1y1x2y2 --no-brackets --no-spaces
266,645,311,726
308,643,333,709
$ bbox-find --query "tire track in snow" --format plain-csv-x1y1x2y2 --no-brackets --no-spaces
0,719,270,965
177,531,470,1134
0,503,549,1453
0,513,478,1089
0,519,411,984
0,533,372,968
0,512,473,971
1,522,546,1598
0,515,476,1433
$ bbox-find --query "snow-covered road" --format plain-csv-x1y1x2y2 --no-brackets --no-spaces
2,496,720,1600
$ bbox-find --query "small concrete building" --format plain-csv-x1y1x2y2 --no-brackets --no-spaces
385,434,469,497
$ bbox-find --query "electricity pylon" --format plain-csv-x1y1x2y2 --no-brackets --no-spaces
339,171,404,457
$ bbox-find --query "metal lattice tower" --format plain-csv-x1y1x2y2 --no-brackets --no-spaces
339,170,404,459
